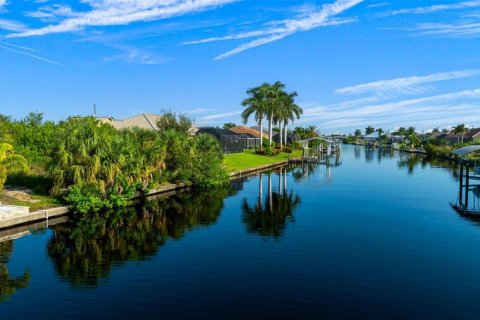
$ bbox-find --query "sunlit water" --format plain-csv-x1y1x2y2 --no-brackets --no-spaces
2,145,480,319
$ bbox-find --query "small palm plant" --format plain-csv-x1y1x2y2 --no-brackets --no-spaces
0,143,28,190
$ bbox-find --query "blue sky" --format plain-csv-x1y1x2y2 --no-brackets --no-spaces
0,0,479,133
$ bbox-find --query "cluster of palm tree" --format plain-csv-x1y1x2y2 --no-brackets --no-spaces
293,125,321,140
241,81,303,150
49,115,228,213
50,117,166,197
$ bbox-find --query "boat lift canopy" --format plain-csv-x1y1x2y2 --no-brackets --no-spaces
452,145,480,157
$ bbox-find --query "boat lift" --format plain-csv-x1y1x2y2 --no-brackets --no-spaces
451,145,480,214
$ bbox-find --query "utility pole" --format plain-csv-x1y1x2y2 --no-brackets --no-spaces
93,104,97,118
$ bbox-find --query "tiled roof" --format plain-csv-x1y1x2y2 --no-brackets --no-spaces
109,114,161,131
230,126,266,138
465,128,480,139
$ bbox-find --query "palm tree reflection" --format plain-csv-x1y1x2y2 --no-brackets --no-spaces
0,241,30,301
242,171,301,239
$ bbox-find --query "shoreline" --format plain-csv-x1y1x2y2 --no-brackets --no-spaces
0,160,291,231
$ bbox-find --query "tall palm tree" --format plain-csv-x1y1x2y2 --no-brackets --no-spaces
281,92,302,146
266,81,286,148
241,83,269,151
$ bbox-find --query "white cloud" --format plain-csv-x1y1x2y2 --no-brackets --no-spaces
0,0,6,7
26,4,76,22
300,89,480,131
186,0,363,60
201,111,241,120
414,21,480,37
103,45,173,65
384,0,480,16
0,19,27,32
9,0,237,37
335,69,480,96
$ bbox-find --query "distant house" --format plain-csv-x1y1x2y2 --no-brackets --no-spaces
464,128,480,142
364,132,381,142
429,128,480,145
196,127,246,154
98,113,198,134
98,113,162,131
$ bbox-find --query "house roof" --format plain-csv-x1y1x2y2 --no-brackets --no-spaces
465,128,480,139
249,126,270,139
99,114,161,131
229,126,266,138
197,127,237,136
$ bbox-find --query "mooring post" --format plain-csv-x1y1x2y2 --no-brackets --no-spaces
466,165,470,208
459,160,464,207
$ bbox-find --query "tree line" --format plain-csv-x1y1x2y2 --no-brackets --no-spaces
0,112,228,214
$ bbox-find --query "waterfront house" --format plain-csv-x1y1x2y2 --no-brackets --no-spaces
196,127,245,153
228,126,263,149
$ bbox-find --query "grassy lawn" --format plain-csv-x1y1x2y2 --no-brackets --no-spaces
0,191,64,212
224,149,302,173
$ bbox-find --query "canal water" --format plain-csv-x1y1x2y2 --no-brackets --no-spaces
2,145,480,319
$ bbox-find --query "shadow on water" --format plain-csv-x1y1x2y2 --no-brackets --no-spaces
47,186,237,288
242,170,301,239
0,241,30,302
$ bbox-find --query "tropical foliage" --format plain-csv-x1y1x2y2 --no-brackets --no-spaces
0,143,28,189
0,111,229,214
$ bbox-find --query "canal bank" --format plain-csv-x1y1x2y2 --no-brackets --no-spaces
0,159,293,230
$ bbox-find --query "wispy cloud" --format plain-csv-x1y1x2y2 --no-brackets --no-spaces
382,0,480,16
0,0,6,7
368,2,388,9
0,41,41,52
335,69,480,96
413,20,480,37
9,0,237,38
301,89,480,130
26,4,76,23
0,43,65,66
201,110,241,120
186,0,363,60
102,45,173,65
0,19,27,32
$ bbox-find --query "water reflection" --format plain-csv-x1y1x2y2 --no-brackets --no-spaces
242,171,301,238
0,241,30,301
47,187,235,287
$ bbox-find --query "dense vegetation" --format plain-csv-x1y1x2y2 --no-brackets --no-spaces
0,112,228,214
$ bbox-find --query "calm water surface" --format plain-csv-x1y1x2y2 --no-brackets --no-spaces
2,145,480,319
